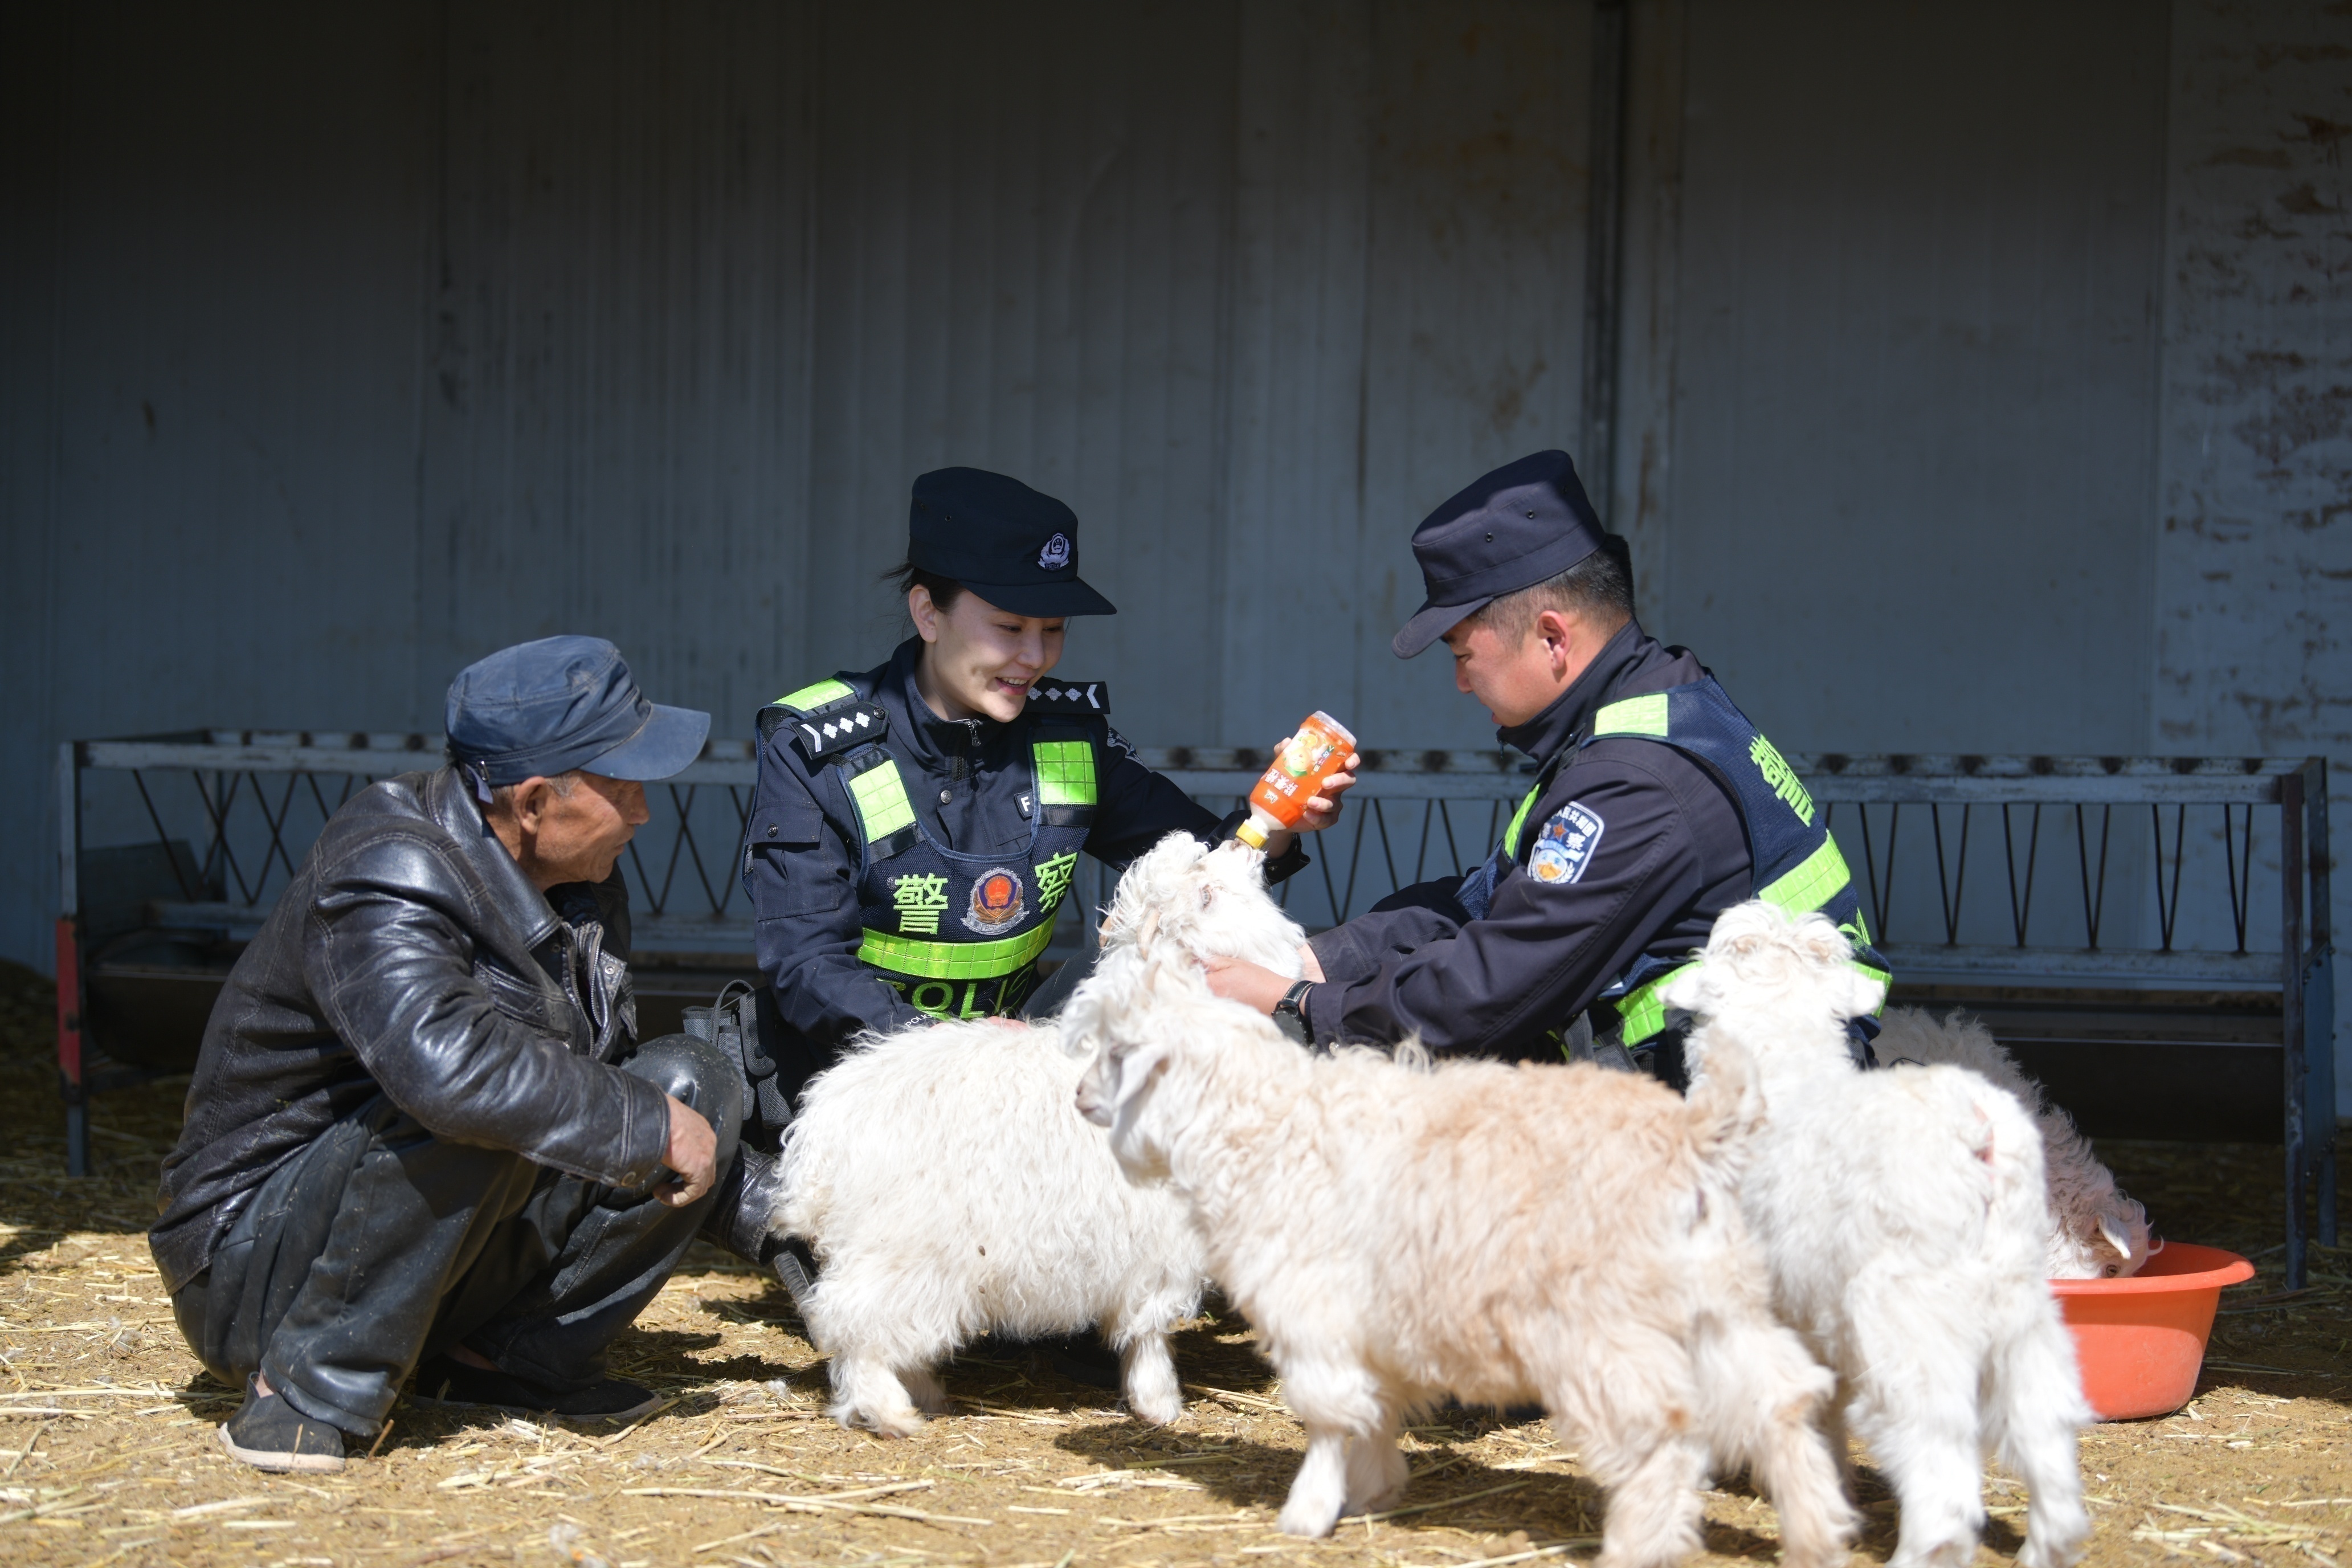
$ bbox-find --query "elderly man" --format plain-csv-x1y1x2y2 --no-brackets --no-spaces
153,637,744,1474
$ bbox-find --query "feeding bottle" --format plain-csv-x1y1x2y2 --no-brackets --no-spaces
1233,711,1358,849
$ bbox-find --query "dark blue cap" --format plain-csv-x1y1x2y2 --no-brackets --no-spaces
445,636,711,787
1391,450,1606,658
908,467,1116,617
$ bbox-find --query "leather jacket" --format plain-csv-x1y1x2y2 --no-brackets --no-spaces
151,766,673,1294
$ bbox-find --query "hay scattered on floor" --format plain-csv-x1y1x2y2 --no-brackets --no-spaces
1,959,2344,1566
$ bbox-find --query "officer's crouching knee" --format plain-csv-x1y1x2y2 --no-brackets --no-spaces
627,1034,746,1161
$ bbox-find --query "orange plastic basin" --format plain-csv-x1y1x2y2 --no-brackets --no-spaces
2051,1243,2256,1420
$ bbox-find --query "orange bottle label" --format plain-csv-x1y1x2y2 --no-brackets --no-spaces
1248,712,1356,830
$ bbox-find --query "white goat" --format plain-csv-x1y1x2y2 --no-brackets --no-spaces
1067,954,1856,1568
1661,904,2092,1568
1872,1007,2151,1279
773,833,1302,1436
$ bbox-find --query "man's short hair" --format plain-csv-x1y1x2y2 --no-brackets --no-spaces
1470,545,1634,647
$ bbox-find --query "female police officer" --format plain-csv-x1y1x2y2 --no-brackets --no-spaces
741,466,1350,1114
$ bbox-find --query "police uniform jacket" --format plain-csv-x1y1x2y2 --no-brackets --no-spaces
1304,620,1883,1060
745,636,1302,1061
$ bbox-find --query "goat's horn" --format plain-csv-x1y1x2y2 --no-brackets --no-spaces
1137,909,1161,951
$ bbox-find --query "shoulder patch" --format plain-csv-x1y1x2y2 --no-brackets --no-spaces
787,701,889,765
1027,678,1109,713
1527,801,1606,886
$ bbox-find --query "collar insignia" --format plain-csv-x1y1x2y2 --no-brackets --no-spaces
1026,679,1109,713
790,700,889,764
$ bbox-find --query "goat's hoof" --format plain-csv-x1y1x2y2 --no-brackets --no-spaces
1127,1391,1185,1427
842,1406,925,1439
1276,1504,1340,1538
2016,1537,2090,1568
1779,1544,1857,1568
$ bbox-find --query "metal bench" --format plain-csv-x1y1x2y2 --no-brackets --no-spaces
54,734,2336,1283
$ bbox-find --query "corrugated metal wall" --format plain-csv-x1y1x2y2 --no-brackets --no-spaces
1658,1,2171,756
2147,0,2351,1011
5,0,2346,1097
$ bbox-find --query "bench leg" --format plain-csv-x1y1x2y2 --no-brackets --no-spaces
2284,1138,2306,1292
2321,1129,2339,1251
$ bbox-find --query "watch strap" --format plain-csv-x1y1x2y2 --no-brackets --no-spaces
1271,979,1315,1045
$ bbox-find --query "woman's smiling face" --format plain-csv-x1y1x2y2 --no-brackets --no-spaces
910,584,1067,724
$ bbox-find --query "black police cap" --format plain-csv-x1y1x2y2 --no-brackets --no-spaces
1391,450,1607,658
907,467,1116,618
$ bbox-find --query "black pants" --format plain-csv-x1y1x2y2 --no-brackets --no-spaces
170,1035,742,1436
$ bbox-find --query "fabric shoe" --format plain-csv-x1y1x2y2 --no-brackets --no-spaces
411,1356,663,1423
217,1376,348,1474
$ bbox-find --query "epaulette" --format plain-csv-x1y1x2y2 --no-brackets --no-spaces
1026,678,1109,714
784,699,889,765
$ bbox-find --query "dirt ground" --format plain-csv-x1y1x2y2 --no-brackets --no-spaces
1,962,2345,1568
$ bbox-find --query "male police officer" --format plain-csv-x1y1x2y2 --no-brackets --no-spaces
154,638,743,1473
1206,450,1887,1076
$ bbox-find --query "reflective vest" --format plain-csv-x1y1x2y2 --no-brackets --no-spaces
762,676,1103,1021
1494,676,1892,1048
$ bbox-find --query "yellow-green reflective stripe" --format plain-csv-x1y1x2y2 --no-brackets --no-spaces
1501,783,1541,858
1757,836,1852,916
1610,969,1679,1047
1593,693,1670,738
858,920,1056,980
1853,961,1891,1018
1033,739,1097,806
847,760,917,843
774,678,854,710
1603,949,1892,1055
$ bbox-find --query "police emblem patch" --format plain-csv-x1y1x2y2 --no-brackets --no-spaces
1038,532,1072,570
963,867,1028,934
1528,802,1605,885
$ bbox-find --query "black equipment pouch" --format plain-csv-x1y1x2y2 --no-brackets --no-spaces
1559,1010,1643,1076
684,982,796,1151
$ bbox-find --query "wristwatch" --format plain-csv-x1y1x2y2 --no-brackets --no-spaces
1271,979,1315,1045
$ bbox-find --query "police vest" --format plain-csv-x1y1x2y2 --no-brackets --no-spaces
762,675,1105,1020
1493,676,1892,1048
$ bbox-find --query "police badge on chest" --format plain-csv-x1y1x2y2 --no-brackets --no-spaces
963,867,1028,934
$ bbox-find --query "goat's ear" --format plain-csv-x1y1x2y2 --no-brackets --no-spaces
1844,965,1888,1020
1658,962,1709,1015
1710,901,1780,963
1800,913,1855,967
1104,1034,1175,1118
2098,1215,2135,1260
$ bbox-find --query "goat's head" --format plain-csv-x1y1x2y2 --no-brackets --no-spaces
1099,831,1306,977
1659,901,1885,1027
1067,946,1190,1177
2086,1193,2153,1279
